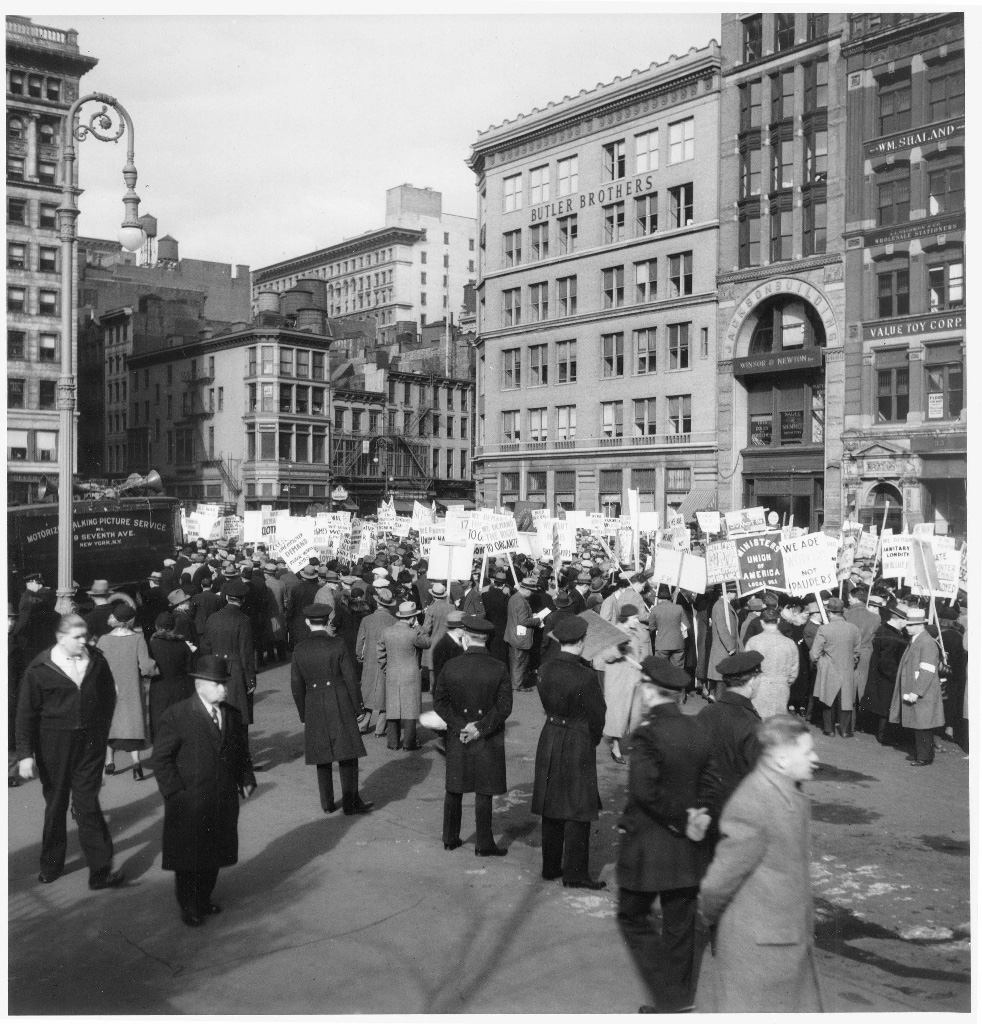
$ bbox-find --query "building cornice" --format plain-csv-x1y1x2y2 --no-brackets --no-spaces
128,327,334,367
717,253,842,288
841,13,962,58
6,39,98,77
722,33,840,80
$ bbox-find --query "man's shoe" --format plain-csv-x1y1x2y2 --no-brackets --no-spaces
563,878,607,890
89,870,125,890
541,871,562,881
344,798,374,816
8,775,21,787
443,838,463,851
201,903,221,915
910,760,932,767
475,845,508,857
38,869,60,884
322,802,337,813
181,909,203,927
638,1007,658,1014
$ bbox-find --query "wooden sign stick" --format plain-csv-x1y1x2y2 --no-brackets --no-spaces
866,502,890,608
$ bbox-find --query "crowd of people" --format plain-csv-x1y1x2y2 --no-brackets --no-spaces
9,526,969,1009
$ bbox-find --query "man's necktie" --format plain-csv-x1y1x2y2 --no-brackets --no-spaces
210,706,221,731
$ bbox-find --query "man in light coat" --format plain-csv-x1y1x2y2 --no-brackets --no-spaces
707,589,740,701
809,597,861,737
696,713,823,1012
889,605,944,766
844,585,880,704
355,587,398,737
647,586,688,669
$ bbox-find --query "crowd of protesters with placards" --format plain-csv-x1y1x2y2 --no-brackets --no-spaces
9,498,968,1006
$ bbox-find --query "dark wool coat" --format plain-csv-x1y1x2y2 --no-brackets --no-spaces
616,702,720,892
431,633,464,685
291,631,367,765
432,647,512,795
151,696,255,872
861,622,908,718
708,596,740,682
201,604,256,725
148,632,194,738
695,764,823,1012
530,652,607,822
288,579,323,644
481,587,510,664
695,690,762,818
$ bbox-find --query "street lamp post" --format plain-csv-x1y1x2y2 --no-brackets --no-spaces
55,94,145,613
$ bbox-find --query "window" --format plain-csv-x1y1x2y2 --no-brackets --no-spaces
669,183,693,228
39,333,57,362
741,80,762,130
807,13,828,38
556,405,576,441
38,380,55,409
804,128,827,182
261,346,275,374
40,204,57,229
469,238,475,251
635,328,657,374
37,161,56,185
503,287,521,326
528,408,548,442
877,366,909,422
443,232,450,246
877,176,909,226
602,332,625,377
635,129,658,173
259,430,275,461
669,118,694,163
247,347,257,376
668,323,690,370
530,164,550,203
877,264,909,318
36,431,57,463
879,74,911,136
7,156,25,180
8,429,28,461
635,193,658,235
39,246,57,272
557,276,577,317
633,398,657,436
247,383,258,412
529,223,548,261
278,384,293,414
312,351,325,380
502,348,521,389
28,76,42,98
740,143,762,198
927,257,964,311
8,198,27,225
503,173,523,211
771,68,794,122
667,395,692,435
770,199,793,262
7,378,24,409
604,202,626,244
775,14,795,52
558,214,577,254
8,71,23,95
8,242,26,269
7,286,26,312
771,129,794,190
804,58,829,111
8,330,25,360
529,343,548,386
928,165,964,216
668,252,693,297
558,155,578,195
601,401,624,438
421,293,428,307
803,194,827,256
261,382,275,412
7,115,24,140
334,407,346,432
925,360,963,420
528,282,549,322
420,252,427,264
501,471,519,492
603,140,626,181
313,427,326,463
502,410,521,443
557,340,577,384
700,327,710,358
602,266,625,308
635,259,657,303
928,71,964,122
665,468,692,510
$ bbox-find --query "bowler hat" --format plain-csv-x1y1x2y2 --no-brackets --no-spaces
460,614,495,635
396,601,419,619
716,650,764,677
167,589,191,607
221,566,239,578
87,579,112,597
552,615,588,644
640,656,689,690
303,603,333,622
192,654,231,683
223,579,250,599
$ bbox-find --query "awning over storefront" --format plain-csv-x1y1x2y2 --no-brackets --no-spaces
392,498,419,514
675,481,718,522
918,457,967,479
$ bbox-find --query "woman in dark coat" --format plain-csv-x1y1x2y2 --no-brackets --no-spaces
148,611,194,741
290,604,371,814
531,615,607,887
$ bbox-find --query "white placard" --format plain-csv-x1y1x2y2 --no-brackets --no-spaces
696,510,722,536
428,540,476,581
271,531,317,573
880,535,912,581
781,532,837,596
724,507,768,536
705,540,741,585
650,548,707,594
481,519,520,554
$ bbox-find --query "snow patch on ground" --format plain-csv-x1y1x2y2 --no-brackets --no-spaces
563,892,616,918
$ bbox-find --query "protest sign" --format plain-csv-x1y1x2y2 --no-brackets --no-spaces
551,521,577,566
725,507,768,536
734,531,785,595
930,542,960,599
221,515,243,540
417,523,446,558
856,528,878,560
637,511,661,533
836,531,856,582
271,530,317,573
242,510,262,544
412,501,434,530
705,540,741,585
880,535,912,581
650,548,707,594
531,508,552,524
481,519,520,555
428,540,476,582
909,536,940,593
696,510,722,537
781,532,837,597
616,527,635,564
392,515,413,539
959,544,968,592
195,503,223,518
912,522,935,538
578,611,633,663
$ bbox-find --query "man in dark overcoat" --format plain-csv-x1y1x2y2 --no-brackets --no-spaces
431,609,466,684
530,614,607,888
16,613,124,888
150,655,256,926
616,656,720,1014
289,565,323,646
860,601,909,744
432,615,512,856
481,572,510,666
696,650,763,837
291,604,372,815
200,579,256,735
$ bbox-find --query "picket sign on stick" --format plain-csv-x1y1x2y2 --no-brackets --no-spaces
478,550,488,591
671,555,684,604
815,591,829,624
866,502,890,608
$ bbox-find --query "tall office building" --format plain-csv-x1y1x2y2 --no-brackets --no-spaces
469,43,722,518
715,13,848,530
6,16,97,504
840,13,965,538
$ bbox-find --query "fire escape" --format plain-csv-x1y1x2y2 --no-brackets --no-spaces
180,370,242,502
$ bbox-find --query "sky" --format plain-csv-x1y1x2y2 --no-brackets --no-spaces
35,10,722,272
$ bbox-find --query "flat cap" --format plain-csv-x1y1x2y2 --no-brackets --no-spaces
716,650,764,677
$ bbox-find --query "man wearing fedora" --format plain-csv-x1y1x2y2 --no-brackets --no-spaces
505,577,536,692
889,605,944,766
289,565,323,646
616,656,719,1014
481,571,510,666
377,601,431,751
291,604,372,815
810,597,861,738
432,615,512,855
356,587,399,738
83,581,116,640
151,655,256,926
167,588,199,648
421,582,453,691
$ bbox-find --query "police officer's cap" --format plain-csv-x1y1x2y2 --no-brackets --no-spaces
552,615,588,644
716,650,764,678
640,655,689,690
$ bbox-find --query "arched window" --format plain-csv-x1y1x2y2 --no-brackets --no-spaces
861,482,904,533
7,116,24,140
38,120,57,146
749,295,826,353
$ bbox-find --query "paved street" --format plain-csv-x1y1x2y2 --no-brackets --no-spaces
9,659,970,1014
